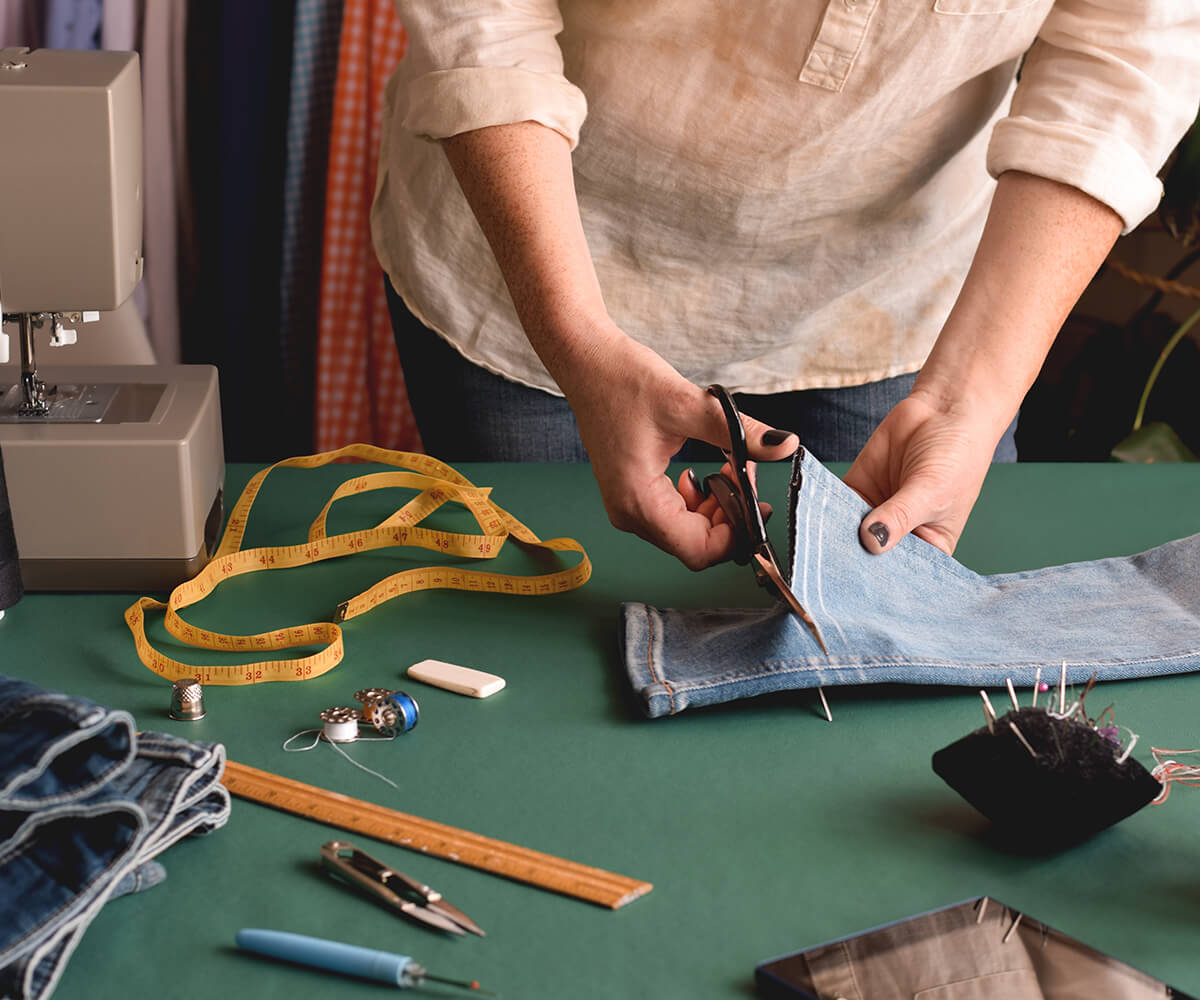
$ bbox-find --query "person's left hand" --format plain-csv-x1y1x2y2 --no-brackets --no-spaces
843,392,1003,556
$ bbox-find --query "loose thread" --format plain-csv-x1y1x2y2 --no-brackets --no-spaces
326,737,400,789
281,723,400,790
1115,729,1139,765
1150,747,1200,804
283,729,322,752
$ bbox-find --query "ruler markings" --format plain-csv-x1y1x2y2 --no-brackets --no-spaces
222,760,652,910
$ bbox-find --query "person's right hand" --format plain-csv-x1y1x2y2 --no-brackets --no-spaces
552,324,798,571
440,122,796,567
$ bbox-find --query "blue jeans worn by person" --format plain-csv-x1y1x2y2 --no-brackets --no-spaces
622,450,1200,718
0,677,230,1000
384,275,1019,464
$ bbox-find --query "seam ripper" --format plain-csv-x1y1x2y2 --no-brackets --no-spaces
235,928,494,994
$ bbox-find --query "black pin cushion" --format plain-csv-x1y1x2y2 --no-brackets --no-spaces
932,706,1163,850
0,446,23,611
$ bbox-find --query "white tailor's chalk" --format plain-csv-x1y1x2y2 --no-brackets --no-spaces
407,659,506,698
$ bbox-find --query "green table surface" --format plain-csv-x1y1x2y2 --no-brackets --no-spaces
4,459,1200,999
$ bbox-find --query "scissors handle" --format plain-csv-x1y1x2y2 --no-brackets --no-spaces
704,472,752,565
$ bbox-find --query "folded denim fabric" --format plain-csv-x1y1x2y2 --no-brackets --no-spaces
0,678,136,810
0,676,230,1000
2,736,230,1000
622,450,1200,718
0,801,147,974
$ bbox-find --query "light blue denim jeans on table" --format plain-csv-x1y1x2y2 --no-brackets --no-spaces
0,677,231,1000
622,450,1200,718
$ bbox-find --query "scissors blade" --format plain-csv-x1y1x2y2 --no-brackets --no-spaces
320,841,472,936
380,868,487,937
752,550,828,655
425,898,486,937
395,898,469,935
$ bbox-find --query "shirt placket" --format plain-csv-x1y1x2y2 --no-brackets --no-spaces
798,0,880,93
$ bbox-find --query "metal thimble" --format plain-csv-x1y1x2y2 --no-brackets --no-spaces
168,677,206,721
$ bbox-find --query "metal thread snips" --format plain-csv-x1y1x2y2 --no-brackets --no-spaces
320,840,486,937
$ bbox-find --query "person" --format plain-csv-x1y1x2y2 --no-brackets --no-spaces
371,1,1200,571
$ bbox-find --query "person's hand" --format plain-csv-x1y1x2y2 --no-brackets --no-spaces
843,392,1003,556
555,330,798,570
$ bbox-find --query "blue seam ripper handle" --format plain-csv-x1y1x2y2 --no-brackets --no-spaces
236,928,419,987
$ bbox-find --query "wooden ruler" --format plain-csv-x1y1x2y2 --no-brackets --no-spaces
222,760,653,910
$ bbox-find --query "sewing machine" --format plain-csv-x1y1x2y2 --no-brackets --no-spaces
0,47,224,592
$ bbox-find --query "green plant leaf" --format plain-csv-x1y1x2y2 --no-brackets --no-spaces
1160,109,1200,248
1110,421,1198,463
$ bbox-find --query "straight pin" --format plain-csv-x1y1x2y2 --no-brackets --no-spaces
975,896,989,924
1008,720,1038,759
817,686,832,723
1005,677,1020,713
1059,662,1067,715
980,690,997,734
1116,732,1138,765
1003,912,1023,943
1032,666,1042,707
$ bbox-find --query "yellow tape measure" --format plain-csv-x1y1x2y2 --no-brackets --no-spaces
124,444,591,685
222,760,653,909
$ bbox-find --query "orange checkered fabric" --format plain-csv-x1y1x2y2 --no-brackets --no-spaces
315,0,421,453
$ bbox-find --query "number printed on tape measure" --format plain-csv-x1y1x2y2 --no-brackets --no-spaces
122,445,591,686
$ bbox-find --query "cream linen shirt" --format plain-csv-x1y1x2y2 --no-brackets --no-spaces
371,1,1200,397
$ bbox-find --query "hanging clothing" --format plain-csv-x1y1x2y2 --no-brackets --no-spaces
278,0,345,448
313,0,419,453
44,0,101,49
0,1,40,46
182,1,302,461
100,0,138,50
140,0,188,365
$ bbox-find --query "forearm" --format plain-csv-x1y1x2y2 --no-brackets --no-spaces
441,122,621,394
913,170,1123,439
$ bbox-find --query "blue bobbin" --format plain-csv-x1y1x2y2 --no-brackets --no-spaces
386,690,419,733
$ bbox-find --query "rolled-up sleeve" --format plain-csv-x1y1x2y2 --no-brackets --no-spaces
394,1,588,147
987,0,1200,232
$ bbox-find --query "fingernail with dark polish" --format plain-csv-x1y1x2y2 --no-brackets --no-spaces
686,468,702,495
867,522,889,548
762,429,793,446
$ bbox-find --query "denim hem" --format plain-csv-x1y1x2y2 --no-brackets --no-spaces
0,677,233,1000
0,801,147,969
0,679,136,809
622,449,1200,718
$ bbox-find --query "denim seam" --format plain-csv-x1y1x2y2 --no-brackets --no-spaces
0,801,146,967
659,646,1200,693
644,608,677,716
0,714,136,809
14,855,139,1000
0,698,105,730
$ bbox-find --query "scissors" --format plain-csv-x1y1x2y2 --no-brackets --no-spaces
320,840,486,936
702,384,829,662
